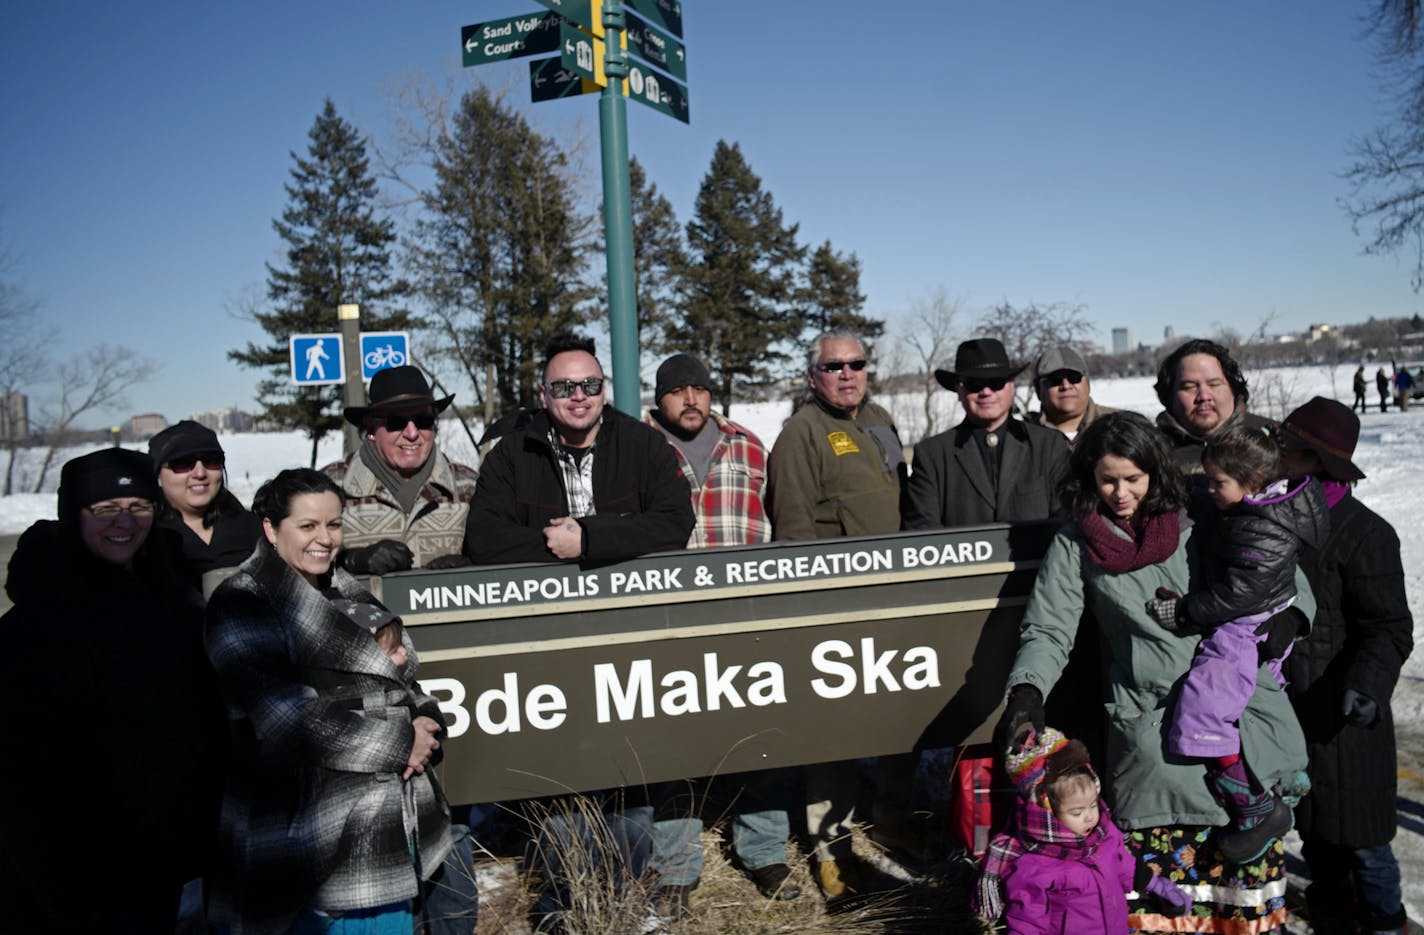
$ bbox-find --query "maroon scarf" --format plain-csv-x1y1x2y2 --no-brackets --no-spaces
1078,509,1181,574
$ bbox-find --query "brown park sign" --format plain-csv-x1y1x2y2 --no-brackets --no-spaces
376,522,1059,804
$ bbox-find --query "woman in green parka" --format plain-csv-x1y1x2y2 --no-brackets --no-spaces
995,412,1311,933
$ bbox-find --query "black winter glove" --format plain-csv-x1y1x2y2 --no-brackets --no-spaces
425,553,474,571
341,539,415,575
1342,688,1380,728
1255,606,1306,666
994,684,1045,755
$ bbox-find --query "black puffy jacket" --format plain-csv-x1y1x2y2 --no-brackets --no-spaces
1185,476,1330,626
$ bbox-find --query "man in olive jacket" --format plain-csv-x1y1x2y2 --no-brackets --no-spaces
767,330,906,901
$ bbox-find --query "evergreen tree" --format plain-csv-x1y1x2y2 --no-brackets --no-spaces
624,157,687,369
405,87,594,414
799,240,883,346
672,140,805,414
230,99,410,466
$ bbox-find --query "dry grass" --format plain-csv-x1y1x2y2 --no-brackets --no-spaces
461,796,997,935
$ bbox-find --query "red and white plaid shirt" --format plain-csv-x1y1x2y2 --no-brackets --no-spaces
646,410,770,548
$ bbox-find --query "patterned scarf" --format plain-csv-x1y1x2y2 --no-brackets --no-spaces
973,790,1114,921
1077,508,1181,574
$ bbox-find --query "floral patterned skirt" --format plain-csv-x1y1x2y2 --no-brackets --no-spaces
1125,825,1289,934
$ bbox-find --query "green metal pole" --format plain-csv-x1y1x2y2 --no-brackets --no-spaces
599,0,639,416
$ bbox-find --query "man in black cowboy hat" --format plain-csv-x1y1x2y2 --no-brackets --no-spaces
904,338,1069,529
323,365,478,575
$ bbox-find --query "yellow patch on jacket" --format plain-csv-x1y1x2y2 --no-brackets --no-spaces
826,431,860,456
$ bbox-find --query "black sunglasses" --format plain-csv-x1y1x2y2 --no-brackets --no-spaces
546,378,605,398
167,452,225,473
1038,370,1084,386
817,359,868,373
378,412,437,432
961,377,1010,393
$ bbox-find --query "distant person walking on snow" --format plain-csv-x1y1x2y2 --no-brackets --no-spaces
1394,368,1414,412
1352,366,1367,414
1375,367,1390,413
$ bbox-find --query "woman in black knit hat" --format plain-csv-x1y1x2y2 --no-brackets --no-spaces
148,419,262,596
0,447,224,933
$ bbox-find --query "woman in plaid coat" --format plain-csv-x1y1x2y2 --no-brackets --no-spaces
205,469,452,935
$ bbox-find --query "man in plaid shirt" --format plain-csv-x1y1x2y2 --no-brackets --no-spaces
643,353,801,912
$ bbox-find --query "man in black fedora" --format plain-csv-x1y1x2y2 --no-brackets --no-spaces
323,364,479,574
904,337,1069,529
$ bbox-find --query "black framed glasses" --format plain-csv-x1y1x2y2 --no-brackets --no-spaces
817,359,868,373
378,412,437,432
545,378,605,398
1037,370,1084,387
961,377,1010,393
166,452,225,473
87,500,156,520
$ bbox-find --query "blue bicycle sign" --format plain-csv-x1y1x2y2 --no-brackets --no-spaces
359,331,411,381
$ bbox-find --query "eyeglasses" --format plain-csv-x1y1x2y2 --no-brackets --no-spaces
545,378,605,398
377,412,437,432
817,359,868,373
961,377,1010,393
1037,371,1084,387
166,452,225,473
87,501,156,519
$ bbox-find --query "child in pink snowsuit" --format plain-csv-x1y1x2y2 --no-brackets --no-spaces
975,728,1192,933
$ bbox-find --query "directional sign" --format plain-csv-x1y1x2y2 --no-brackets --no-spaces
626,62,690,124
529,56,601,102
533,0,603,38
462,12,564,67
359,331,410,382
624,9,686,81
559,22,608,86
623,0,683,39
290,334,343,386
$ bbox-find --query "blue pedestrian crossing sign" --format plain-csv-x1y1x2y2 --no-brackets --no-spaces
290,334,344,386
360,331,410,381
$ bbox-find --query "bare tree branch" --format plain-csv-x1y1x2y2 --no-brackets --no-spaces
31,344,157,492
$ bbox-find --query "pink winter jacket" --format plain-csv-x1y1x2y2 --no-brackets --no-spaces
999,812,1136,935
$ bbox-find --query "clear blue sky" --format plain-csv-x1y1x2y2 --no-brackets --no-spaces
2,1,1416,425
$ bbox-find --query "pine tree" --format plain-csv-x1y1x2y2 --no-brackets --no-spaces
799,240,883,346
230,99,410,466
405,87,594,414
672,140,805,414
623,157,687,369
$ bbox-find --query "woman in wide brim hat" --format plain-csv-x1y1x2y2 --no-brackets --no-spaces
1276,396,1413,933
1275,395,1365,482
343,365,454,427
934,338,1030,391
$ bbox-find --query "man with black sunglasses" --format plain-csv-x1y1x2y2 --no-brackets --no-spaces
1025,346,1116,448
323,365,479,576
767,330,908,901
904,338,1069,530
462,333,693,565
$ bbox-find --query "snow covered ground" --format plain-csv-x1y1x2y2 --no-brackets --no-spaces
5,361,1421,921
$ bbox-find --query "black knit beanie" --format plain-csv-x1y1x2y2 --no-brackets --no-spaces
655,353,712,401
57,448,160,527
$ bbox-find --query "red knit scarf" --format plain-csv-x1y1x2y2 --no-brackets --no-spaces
1078,508,1181,573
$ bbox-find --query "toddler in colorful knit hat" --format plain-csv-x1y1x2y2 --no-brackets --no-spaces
975,727,1194,931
